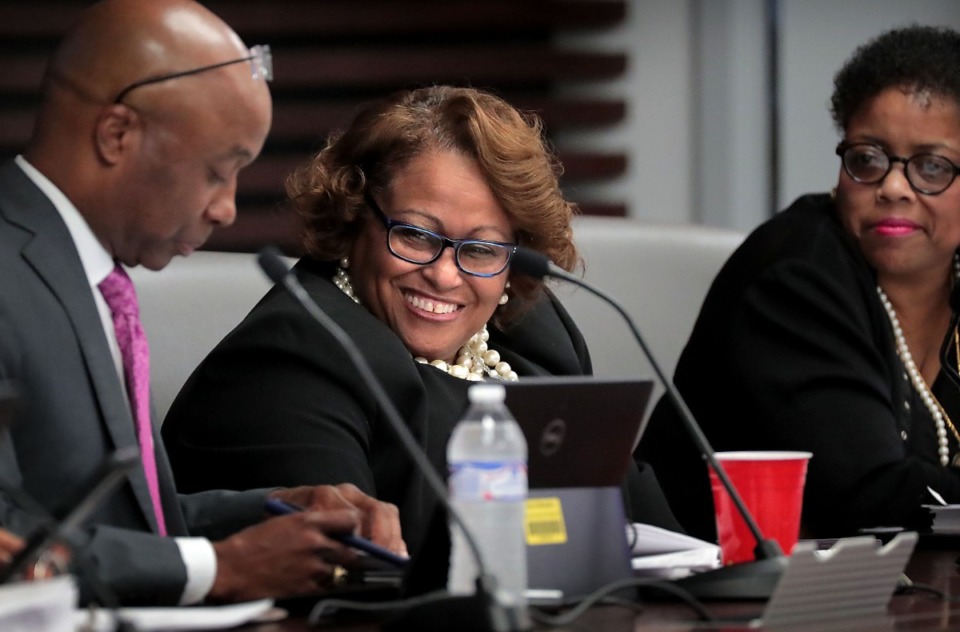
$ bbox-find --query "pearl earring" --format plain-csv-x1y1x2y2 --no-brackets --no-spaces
340,257,350,269
499,281,511,306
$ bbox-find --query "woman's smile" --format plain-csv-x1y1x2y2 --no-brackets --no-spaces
403,289,463,319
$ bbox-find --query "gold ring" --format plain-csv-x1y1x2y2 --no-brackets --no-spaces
332,565,349,588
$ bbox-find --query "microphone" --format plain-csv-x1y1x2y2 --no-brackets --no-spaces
0,446,140,630
257,247,526,632
0,446,140,585
510,246,787,599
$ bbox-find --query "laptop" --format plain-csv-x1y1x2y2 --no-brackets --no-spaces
368,377,654,607
504,377,654,604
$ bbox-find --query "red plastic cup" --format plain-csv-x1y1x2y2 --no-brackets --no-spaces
708,451,812,565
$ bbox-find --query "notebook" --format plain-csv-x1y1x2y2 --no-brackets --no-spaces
503,377,654,604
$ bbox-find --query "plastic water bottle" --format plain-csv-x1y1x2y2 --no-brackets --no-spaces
447,382,528,610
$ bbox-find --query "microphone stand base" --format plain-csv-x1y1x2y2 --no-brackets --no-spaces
673,556,788,600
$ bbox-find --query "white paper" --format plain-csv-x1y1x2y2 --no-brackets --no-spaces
627,522,720,555
627,522,720,578
0,576,77,632
631,548,722,578
73,598,277,631
923,504,960,534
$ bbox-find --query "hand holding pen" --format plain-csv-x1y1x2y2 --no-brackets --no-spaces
265,494,409,568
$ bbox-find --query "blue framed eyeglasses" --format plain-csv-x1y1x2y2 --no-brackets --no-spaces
365,194,517,277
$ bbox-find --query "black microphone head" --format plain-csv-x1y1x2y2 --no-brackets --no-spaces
510,246,550,279
257,246,291,284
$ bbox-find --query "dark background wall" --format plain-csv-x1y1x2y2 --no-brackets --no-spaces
0,0,628,254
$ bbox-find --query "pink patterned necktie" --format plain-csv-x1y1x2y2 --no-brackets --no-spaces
98,265,167,536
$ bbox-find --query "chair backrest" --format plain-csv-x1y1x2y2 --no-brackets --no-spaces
134,220,743,425
129,251,276,423
554,216,744,411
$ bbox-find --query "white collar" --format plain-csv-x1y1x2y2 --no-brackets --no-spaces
14,155,116,285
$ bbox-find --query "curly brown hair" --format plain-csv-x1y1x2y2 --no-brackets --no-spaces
286,85,581,324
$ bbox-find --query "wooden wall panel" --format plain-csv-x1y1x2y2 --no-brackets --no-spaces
0,0,628,254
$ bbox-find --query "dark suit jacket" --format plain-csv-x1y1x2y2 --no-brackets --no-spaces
0,159,268,605
636,193,960,540
163,257,682,556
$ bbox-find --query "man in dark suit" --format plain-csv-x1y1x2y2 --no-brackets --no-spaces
0,0,403,605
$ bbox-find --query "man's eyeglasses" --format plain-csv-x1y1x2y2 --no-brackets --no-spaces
836,142,960,196
365,194,517,277
113,44,272,104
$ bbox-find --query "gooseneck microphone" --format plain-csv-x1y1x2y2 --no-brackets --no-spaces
257,248,526,632
510,246,787,599
0,445,140,630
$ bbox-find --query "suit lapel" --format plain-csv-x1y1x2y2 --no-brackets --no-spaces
0,161,167,534
152,407,187,535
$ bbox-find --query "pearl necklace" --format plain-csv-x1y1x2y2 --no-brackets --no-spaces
415,327,519,382
877,255,960,467
333,266,518,382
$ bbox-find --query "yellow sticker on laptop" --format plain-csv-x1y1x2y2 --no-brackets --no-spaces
524,497,567,545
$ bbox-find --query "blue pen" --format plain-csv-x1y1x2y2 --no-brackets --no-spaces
264,497,409,568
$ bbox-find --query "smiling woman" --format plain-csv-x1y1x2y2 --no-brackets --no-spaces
346,149,519,377
161,85,682,559
637,25,960,543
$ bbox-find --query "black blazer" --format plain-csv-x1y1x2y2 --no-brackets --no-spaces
636,193,960,540
164,257,682,554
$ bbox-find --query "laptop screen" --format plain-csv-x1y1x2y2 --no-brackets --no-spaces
504,377,653,489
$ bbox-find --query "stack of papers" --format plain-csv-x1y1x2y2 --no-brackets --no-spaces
627,523,720,579
0,575,77,631
922,504,960,534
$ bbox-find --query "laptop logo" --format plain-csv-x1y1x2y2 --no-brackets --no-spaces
539,418,567,457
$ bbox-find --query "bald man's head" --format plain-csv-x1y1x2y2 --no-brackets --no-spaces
25,0,272,270
45,0,251,105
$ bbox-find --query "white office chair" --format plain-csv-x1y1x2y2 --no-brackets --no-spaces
133,219,742,425
553,216,744,414
130,251,277,424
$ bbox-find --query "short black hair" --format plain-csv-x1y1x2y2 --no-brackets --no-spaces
830,24,960,131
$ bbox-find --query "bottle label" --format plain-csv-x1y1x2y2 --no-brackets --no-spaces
448,460,527,502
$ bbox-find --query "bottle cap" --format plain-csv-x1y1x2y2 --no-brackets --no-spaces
467,383,506,403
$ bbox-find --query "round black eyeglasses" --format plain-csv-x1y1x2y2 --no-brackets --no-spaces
365,194,517,277
836,142,960,196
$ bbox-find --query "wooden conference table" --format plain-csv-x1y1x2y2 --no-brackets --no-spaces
228,542,960,631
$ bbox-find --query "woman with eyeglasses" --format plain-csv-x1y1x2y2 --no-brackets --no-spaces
162,85,681,556
637,25,960,541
